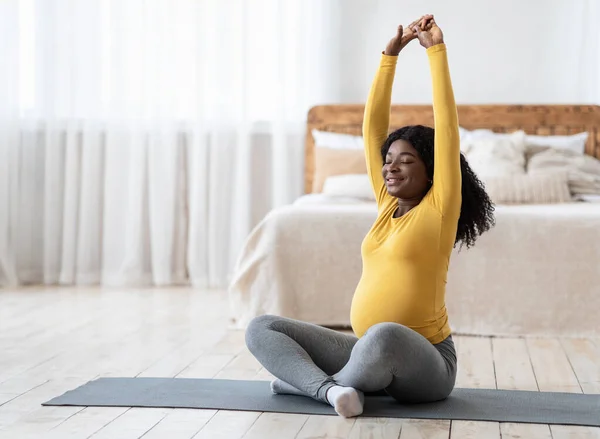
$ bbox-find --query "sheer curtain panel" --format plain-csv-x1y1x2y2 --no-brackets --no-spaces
0,0,342,288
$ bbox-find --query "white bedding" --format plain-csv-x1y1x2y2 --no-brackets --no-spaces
228,196,600,336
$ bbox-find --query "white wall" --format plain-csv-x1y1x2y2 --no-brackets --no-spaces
329,0,596,105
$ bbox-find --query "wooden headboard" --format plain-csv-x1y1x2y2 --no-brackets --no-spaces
304,105,600,194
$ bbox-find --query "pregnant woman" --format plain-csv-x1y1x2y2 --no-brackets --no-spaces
245,15,494,418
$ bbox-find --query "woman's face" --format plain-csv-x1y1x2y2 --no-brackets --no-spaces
382,139,430,199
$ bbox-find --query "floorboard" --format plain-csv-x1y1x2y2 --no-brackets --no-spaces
451,336,499,439
0,287,598,439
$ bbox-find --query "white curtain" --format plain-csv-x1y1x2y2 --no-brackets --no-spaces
0,0,342,288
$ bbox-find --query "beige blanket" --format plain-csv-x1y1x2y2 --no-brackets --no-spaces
228,198,600,337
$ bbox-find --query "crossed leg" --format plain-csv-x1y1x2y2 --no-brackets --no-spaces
245,315,456,417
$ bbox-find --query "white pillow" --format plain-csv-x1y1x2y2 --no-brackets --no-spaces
575,194,600,203
525,132,588,155
459,127,496,143
311,129,364,150
462,131,527,179
322,174,375,200
459,127,588,155
293,193,374,206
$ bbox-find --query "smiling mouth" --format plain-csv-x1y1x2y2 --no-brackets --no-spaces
386,177,404,186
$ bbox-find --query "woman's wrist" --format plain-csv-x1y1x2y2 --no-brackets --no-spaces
426,40,444,49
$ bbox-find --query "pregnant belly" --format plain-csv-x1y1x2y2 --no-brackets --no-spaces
350,275,437,337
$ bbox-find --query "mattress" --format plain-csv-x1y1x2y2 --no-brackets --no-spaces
228,196,600,336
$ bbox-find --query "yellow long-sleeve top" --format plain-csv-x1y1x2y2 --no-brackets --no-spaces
350,44,461,344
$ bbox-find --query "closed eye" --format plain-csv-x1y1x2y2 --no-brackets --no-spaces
385,160,413,165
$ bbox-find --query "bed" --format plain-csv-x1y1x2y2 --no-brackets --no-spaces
228,105,600,337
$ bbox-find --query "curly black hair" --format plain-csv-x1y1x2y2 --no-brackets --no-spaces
381,125,495,249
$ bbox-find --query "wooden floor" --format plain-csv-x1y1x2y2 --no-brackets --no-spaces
0,288,599,439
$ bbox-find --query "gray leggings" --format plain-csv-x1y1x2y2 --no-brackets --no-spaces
245,315,457,404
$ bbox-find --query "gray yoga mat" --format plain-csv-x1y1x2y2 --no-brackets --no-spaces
43,377,600,427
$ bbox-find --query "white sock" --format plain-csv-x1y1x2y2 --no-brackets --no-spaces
270,379,308,397
326,385,364,418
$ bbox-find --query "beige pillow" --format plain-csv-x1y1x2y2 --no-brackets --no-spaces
312,147,367,193
528,147,600,196
484,172,572,205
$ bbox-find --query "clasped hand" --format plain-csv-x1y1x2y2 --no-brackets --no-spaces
384,14,444,56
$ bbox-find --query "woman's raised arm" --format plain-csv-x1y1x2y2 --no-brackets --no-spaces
363,17,425,206
413,17,461,216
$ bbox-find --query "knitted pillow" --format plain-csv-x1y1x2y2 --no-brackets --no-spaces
483,172,572,204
